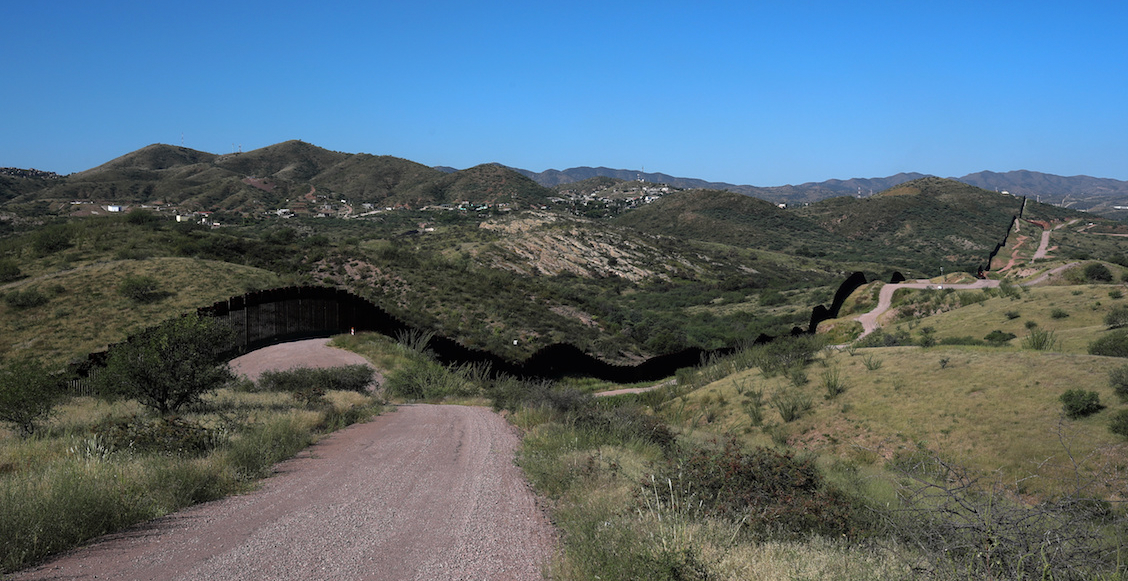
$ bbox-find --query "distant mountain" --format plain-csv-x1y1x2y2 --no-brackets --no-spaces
4,141,555,213
515,165,1128,213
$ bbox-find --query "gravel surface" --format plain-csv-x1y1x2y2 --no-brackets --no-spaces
14,342,557,580
228,338,377,383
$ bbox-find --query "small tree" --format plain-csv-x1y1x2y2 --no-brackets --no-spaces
0,358,65,436
97,314,235,415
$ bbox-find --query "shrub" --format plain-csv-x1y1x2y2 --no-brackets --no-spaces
96,314,236,414
0,258,22,283
4,288,48,309
1105,305,1128,329
0,358,66,436
118,275,165,303
862,354,883,370
643,438,859,539
983,330,1016,346
1085,263,1113,282
1089,329,1128,358
92,415,221,455
257,365,375,394
1050,307,1070,319
1110,410,1128,438
1004,310,1021,320
1110,365,1128,402
1059,390,1103,418
1109,289,1123,300
918,326,937,348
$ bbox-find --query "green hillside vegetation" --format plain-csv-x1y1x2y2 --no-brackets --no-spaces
614,189,843,255
6,141,556,216
796,177,1029,272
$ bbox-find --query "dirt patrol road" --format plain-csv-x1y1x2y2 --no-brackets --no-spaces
14,341,556,581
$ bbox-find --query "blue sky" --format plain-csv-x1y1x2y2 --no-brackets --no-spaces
3,1,1126,186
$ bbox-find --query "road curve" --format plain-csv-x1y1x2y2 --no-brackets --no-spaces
854,262,1081,338
855,279,999,338
13,404,557,581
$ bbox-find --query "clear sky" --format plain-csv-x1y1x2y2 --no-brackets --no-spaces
3,1,1126,186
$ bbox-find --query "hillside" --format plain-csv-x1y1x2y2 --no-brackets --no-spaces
795,177,1027,273
4,142,554,215
517,165,1128,213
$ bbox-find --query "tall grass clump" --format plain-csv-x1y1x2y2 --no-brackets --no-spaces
1023,327,1060,351
222,412,316,481
822,367,847,399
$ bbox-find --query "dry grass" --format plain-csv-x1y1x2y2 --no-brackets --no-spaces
669,344,1127,498
0,257,280,365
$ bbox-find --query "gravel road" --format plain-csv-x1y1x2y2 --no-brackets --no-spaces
14,343,557,580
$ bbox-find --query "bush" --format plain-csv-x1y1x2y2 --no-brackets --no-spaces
0,358,66,436
983,330,1016,346
118,275,166,303
0,259,22,283
257,365,375,394
1089,329,1128,358
4,288,48,309
1105,305,1128,329
1059,389,1103,418
1110,365,1128,402
1050,307,1070,319
96,314,236,414
1085,263,1113,282
1110,410,1128,438
643,438,859,539
91,415,221,455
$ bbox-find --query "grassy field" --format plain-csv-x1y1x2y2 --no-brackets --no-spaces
0,256,280,365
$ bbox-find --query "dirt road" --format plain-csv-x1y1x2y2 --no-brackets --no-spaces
14,346,556,580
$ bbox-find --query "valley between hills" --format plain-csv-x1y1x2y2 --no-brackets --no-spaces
3,141,1128,579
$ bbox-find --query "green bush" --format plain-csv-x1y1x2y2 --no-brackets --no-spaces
983,330,1016,346
96,314,236,414
1050,307,1070,319
1089,329,1128,358
4,288,48,309
0,358,66,436
1110,365,1128,402
1085,263,1113,282
118,275,165,303
92,415,221,455
1059,389,1103,418
1110,410,1128,438
257,365,375,394
1105,305,1128,329
0,259,22,283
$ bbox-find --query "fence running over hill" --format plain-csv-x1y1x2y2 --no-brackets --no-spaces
66,271,883,392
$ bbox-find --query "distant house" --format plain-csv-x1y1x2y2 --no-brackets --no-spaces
106,205,123,212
